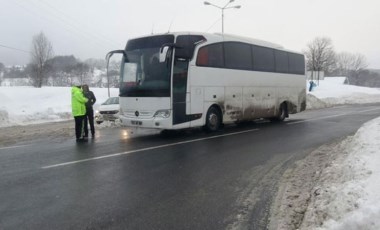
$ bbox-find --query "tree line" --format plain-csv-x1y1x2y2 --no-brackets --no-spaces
1,32,380,88
304,37,380,87
0,32,120,88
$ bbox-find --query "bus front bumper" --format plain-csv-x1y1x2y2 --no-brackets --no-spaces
119,115,172,130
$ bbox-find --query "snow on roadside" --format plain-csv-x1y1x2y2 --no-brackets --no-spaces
271,78,380,230
268,140,342,230
1,78,380,127
299,117,380,230
308,77,380,109
270,117,380,230
0,86,119,127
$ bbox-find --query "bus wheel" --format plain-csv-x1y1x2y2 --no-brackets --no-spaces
277,103,287,121
270,103,287,122
205,107,221,131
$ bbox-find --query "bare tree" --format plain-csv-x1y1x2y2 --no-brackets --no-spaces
30,32,53,88
334,52,368,76
304,37,336,82
0,62,5,85
108,60,120,87
0,62,4,72
350,53,368,72
73,62,91,85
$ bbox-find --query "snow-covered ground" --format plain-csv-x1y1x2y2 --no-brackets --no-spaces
0,86,119,127
300,78,380,230
0,78,380,229
307,77,380,109
300,116,380,230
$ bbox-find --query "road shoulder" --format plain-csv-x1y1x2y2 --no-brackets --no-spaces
0,121,74,147
268,137,351,230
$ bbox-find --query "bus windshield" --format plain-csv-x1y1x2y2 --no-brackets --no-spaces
120,35,174,97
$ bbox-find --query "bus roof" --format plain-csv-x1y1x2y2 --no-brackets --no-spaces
210,33,283,49
128,31,302,55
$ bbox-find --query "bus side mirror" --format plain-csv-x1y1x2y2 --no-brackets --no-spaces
159,43,181,63
159,46,169,63
105,50,125,97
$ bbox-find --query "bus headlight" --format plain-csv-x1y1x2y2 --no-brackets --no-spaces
154,110,170,118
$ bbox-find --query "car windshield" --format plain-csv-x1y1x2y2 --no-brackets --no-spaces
103,97,119,105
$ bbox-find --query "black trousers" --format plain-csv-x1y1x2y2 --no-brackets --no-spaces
74,115,85,139
84,108,95,137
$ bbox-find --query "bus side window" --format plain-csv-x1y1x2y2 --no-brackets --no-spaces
224,42,252,70
196,43,224,68
196,47,209,66
252,45,275,72
208,44,224,67
275,50,289,73
288,53,305,75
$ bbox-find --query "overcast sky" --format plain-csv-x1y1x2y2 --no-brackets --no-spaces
1,0,379,68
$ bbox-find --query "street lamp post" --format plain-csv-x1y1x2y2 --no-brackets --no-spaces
204,0,241,34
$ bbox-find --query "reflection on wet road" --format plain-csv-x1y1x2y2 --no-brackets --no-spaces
1,104,380,229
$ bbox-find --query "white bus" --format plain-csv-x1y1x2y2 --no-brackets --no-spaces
107,32,306,131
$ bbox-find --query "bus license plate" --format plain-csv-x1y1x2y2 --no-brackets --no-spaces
131,120,142,125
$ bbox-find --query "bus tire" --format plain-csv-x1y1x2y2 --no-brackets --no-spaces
277,103,287,121
205,106,222,131
270,103,287,122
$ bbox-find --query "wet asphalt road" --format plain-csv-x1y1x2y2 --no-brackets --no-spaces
1,104,380,230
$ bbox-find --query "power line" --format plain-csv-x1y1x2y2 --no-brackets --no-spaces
205,17,222,32
0,44,31,54
10,0,119,53
27,0,115,49
36,0,120,47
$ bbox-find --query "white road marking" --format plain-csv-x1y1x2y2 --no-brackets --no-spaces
42,128,259,169
0,144,32,150
287,107,380,125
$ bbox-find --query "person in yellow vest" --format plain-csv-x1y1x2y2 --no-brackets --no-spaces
71,85,88,142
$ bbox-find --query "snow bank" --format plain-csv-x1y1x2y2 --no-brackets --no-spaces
300,117,380,230
0,86,119,127
327,117,380,229
1,78,380,127
308,77,380,108
271,77,380,230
